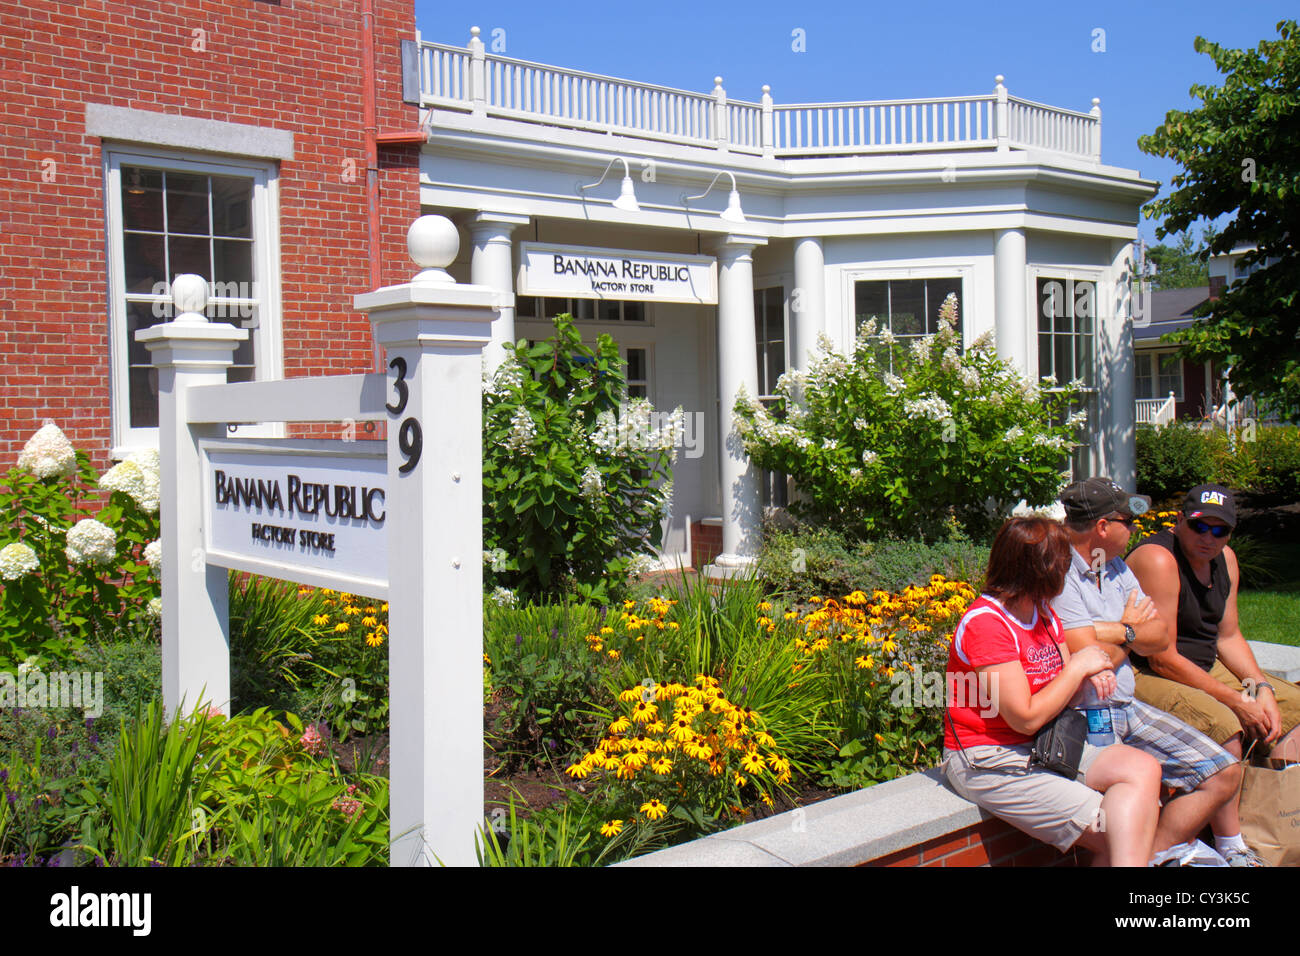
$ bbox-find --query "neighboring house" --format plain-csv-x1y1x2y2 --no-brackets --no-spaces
414,27,1155,569
1136,244,1287,429
0,0,422,466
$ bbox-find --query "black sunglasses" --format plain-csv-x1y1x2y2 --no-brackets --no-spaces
1103,513,1136,529
1188,518,1231,538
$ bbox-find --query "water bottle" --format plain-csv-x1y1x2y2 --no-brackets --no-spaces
1084,706,1115,747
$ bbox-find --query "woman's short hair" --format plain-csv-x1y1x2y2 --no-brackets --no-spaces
984,516,1072,610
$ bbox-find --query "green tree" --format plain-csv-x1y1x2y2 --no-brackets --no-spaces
1145,230,1211,290
1138,20,1300,415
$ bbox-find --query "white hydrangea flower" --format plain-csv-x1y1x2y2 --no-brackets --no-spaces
1032,433,1068,451
1004,426,1024,442
909,336,934,364
1067,409,1089,428
821,437,838,451
904,392,952,422
848,467,863,479
883,372,905,396
853,418,868,431
17,655,41,677
941,347,960,372
483,547,508,571
971,329,995,351
143,539,163,575
17,422,77,479
64,518,117,567
489,586,518,608
580,464,604,499
861,449,879,466
0,541,39,580
878,327,897,347
100,458,146,500
626,553,658,577
1040,374,1058,388
504,406,537,454
655,480,674,519
146,597,163,619
957,366,981,390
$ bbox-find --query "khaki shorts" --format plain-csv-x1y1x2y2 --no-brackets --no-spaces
942,742,1106,853
1134,660,1300,749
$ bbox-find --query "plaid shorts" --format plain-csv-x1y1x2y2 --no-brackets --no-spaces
1107,698,1236,792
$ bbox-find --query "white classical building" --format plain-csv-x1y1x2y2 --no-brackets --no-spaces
414,28,1156,570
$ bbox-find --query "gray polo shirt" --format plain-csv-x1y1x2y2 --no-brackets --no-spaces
1050,546,1148,706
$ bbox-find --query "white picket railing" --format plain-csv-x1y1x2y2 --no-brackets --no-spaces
419,33,1101,161
1136,392,1177,427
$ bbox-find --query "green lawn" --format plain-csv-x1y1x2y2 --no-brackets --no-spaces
1238,585,1300,647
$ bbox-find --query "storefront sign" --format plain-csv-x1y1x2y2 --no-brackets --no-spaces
518,242,717,304
201,439,388,594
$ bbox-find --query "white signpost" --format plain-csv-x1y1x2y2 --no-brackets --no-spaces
141,216,501,866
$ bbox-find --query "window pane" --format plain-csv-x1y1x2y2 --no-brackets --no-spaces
542,297,567,318
210,175,253,238
927,278,961,334
623,301,645,322
767,348,784,395
123,233,166,292
168,235,210,280
165,172,210,234
129,366,159,428
573,298,594,320
855,281,887,323
126,301,161,366
597,299,620,321
1054,335,1071,384
628,384,647,399
626,348,646,382
1075,282,1095,335
1076,332,1094,385
213,238,253,286
516,296,537,319
122,167,164,231
891,280,924,336
226,365,256,384
1135,355,1154,399
1038,332,1054,381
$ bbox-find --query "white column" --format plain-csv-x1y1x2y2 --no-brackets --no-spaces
712,234,766,571
1104,240,1136,488
469,211,529,371
354,216,500,867
791,236,824,374
138,275,246,718
994,227,1029,375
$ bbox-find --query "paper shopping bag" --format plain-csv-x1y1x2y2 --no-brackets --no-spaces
1240,756,1300,867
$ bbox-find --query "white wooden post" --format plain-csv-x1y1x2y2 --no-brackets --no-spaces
354,216,500,867
1090,97,1102,160
994,75,1009,152
713,76,728,149
138,275,246,718
468,26,486,116
760,85,774,159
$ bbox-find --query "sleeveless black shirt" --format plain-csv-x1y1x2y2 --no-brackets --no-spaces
1130,528,1229,673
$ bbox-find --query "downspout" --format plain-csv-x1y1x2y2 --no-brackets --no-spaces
362,0,381,370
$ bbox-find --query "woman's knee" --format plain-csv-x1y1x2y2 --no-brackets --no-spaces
1088,743,1161,793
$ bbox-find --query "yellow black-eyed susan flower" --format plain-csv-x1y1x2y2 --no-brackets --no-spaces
600,820,623,837
640,799,668,821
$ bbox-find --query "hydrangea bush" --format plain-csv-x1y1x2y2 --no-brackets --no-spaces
0,423,161,668
734,294,1084,540
482,315,679,603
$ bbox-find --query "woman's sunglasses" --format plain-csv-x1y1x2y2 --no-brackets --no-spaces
1188,518,1231,538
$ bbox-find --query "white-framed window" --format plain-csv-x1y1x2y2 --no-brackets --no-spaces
516,296,648,324
104,146,283,453
1135,349,1184,402
854,276,964,370
752,284,788,509
1035,275,1099,479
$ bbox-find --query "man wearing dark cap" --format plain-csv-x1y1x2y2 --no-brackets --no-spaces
1128,483,1300,865
1052,478,1240,866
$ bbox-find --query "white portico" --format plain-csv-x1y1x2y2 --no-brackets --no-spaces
411,28,1157,569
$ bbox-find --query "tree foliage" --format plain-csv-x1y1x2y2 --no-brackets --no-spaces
1145,231,1211,290
1138,20,1300,414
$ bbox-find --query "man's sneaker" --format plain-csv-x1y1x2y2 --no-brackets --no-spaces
1224,846,1269,867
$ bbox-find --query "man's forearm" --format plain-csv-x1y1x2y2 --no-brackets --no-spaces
1215,633,1267,685
1093,618,1166,654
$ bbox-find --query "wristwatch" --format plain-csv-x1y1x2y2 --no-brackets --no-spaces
1122,623,1136,645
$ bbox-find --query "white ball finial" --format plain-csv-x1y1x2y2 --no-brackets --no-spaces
171,274,209,323
407,215,459,284
762,84,770,94
470,26,480,37
714,76,724,86
995,74,1005,86
1092,97,1101,107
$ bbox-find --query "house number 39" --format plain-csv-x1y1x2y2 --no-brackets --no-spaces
387,356,422,474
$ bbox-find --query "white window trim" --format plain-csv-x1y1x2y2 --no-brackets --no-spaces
840,266,974,349
104,145,285,457
1135,347,1184,402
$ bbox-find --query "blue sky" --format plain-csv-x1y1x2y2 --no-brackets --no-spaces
414,0,1294,247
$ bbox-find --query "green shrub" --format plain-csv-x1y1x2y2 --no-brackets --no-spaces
0,425,161,670
734,294,1081,539
1245,425,1300,500
757,521,989,600
1136,422,1214,502
483,315,678,604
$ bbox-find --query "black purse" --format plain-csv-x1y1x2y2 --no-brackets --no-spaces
1029,639,1088,778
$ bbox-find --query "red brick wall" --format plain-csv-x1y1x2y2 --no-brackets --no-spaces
690,520,722,569
866,818,1093,867
0,0,420,467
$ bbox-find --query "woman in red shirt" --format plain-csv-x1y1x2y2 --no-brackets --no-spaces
943,517,1162,866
